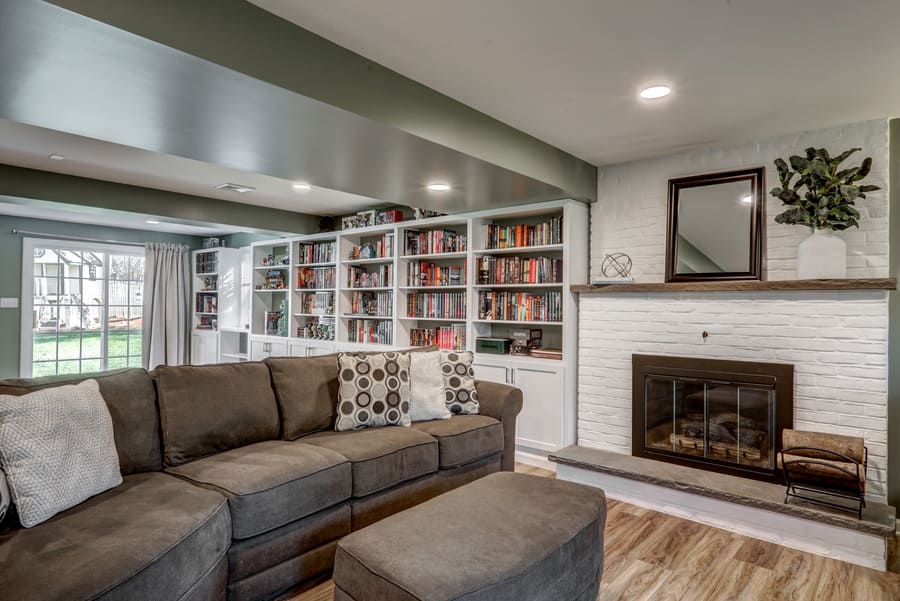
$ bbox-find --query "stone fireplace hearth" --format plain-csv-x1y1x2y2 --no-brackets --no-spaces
632,354,793,482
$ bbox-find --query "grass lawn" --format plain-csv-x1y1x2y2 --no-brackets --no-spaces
32,330,141,376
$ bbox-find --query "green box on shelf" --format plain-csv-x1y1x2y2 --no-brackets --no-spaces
475,337,512,354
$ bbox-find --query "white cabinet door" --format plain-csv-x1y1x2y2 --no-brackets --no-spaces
307,343,335,356
267,339,289,358
511,365,565,452
249,339,269,361
472,361,509,385
191,332,219,365
289,342,309,357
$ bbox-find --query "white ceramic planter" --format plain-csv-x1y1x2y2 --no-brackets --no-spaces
796,229,847,279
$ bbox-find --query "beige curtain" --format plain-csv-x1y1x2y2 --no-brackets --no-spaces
142,243,190,370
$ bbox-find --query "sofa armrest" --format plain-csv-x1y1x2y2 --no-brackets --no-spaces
475,380,523,472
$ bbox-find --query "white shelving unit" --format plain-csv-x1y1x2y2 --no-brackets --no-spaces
245,200,588,462
190,248,240,365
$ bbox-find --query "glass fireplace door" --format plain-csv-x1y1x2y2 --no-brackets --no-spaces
644,376,775,471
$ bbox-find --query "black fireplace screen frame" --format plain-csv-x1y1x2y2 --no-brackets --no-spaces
632,354,794,483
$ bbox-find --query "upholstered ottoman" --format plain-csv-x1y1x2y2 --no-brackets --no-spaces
333,471,607,601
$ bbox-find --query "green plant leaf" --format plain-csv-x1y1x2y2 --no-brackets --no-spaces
807,158,829,177
857,157,872,179
789,155,808,171
859,184,881,193
833,148,860,165
839,184,860,200
804,147,817,160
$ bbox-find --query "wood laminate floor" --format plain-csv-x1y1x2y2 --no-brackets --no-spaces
284,464,900,601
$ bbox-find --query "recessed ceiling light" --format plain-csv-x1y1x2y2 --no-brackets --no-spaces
215,182,255,193
146,219,160,224
639,85,671,100
292,183,312,191
48,154,65,161
741,195,753,204
427,183,451,191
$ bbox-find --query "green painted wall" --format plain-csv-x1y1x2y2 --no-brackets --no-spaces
0,215,204,379
0,165,319,236
47,0,596,201
888,119,899,507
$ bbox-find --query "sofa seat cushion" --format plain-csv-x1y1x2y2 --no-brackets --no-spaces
0,471,230,601
412,415,504,468
167,441,351,540
302,427,438,497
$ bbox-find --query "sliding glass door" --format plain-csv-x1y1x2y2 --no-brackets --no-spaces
22,238,144,377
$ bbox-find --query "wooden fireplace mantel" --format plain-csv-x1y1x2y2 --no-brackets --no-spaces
571,277,897,294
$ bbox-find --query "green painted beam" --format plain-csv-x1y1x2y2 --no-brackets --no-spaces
0,164,318,235
46,0,597,202
888,118,900,507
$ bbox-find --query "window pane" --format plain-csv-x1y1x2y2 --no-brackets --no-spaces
32,332,57,362
128,355,143,368
108,357,128,370
81,359,102,373
56,332,81,360
108,333,129,358
56,359,80,375
33,276,60,298
109,255,133,280
32,361,57,377
129,282,143,306
81,331,102,359
108,281,129,306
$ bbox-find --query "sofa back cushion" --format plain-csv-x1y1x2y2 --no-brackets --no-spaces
154,362,280,466
0,368,161,474
265,354,340,440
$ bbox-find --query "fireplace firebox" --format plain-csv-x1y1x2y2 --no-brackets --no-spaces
632,355,793,482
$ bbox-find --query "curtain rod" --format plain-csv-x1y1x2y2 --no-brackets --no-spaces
11,229,147,248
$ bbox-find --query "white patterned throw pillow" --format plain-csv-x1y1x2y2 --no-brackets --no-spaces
336,352,412,431
408,350,451,422
0,379,122,528
440,351,479,415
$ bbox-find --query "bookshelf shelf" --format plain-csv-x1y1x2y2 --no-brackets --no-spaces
473,283,563,289
401,317,466,322
472,319,564,326
294,262,336,268
341,257,395,265
399,285,467,290
473,244,564,255
400,251,468,260
254,265,290,271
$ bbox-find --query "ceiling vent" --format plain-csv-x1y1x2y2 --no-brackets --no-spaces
215,182,255,193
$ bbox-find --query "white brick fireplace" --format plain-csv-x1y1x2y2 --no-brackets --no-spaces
577,119,892,501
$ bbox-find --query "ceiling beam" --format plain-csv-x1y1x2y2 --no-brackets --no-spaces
0,164,318,234
44,0,596,202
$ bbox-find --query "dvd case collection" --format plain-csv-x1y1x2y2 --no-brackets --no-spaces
405,262,465,287
347,318,393,345
483,217,562,249
410,324,466,351
349,291,393,317
298,291,334,315
406,291,466,320
296,266,336,289
477,291,562,322
404,229,467,255
297,241,336,265
349,233,394,259
347,265,392,288
476,256,562,285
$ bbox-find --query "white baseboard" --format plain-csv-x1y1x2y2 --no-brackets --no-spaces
556,464,887,572
515,449,557,472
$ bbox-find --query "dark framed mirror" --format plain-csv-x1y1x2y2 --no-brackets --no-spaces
665,167,765,282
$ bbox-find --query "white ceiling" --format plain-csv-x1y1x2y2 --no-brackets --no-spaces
250,0,900,166
0,119,383,217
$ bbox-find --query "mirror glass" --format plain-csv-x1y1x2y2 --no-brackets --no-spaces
666,167,764,282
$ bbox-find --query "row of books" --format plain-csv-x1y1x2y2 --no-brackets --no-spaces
410,324,466,351
476,256,562,285
195,294,217,313
477,291,562,322
347,318,393,345
298,291,334,315
297,242,335,265
194,252,218,275
349,291,393,317
406,292,467,320
347,265,392,288
406,262,465,287
483,217,562,249
349,233,395,260
404,229,467,255
297,267,336,289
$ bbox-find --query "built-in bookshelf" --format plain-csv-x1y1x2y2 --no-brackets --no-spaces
191,248,241,365
245,200,587,460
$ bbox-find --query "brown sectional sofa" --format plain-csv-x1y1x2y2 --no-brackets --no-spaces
0,354,524,601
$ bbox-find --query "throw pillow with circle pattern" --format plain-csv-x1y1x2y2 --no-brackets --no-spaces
440,350,479,415
336,352,411,431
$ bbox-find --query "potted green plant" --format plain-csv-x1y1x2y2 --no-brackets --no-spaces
771,147,879,278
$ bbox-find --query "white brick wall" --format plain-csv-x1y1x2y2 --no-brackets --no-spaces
578,291,889,501
579,120,892,501
592,119,890,282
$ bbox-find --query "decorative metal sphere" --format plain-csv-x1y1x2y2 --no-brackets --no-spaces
601,253,633,278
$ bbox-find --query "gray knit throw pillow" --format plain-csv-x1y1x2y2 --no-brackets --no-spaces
0,379,122,527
